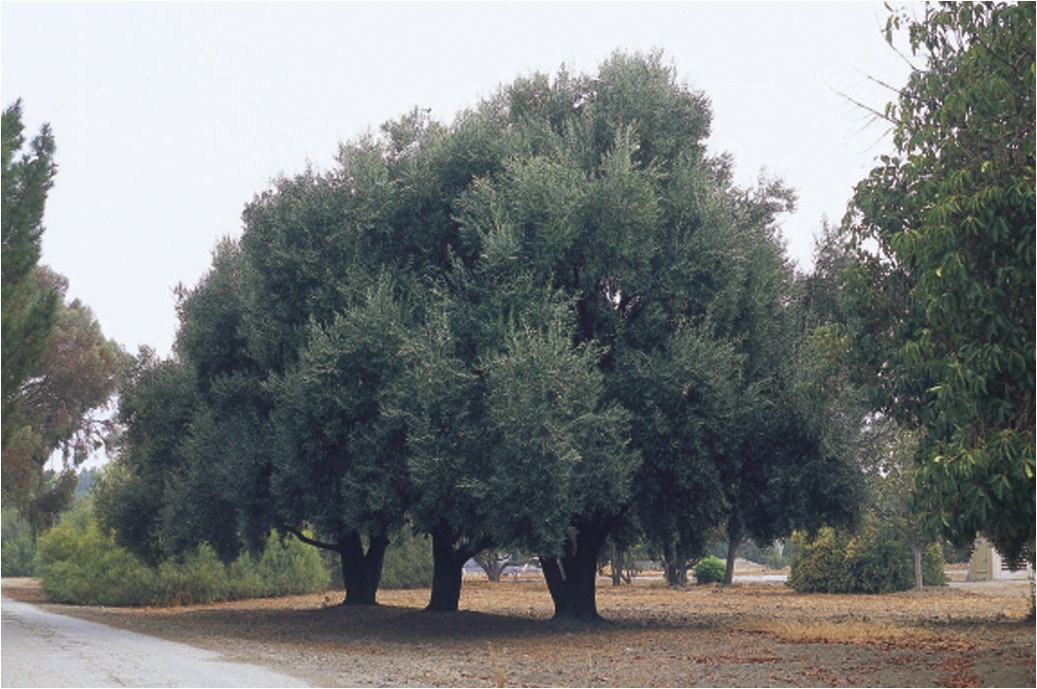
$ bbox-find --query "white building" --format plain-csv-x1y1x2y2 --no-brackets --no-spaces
966,536,1034,581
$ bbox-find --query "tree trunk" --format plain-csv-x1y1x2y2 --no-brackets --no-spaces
427,530,465,612
426,522,488,612
610,545,624,587
912,542,924,591
338,530,388,606
540,517,614,620
723,535,739,586
663,558,688,587
662,538,688,587
541,551,600,620
475,551,511,582
484,558,504,583
283,525,386,606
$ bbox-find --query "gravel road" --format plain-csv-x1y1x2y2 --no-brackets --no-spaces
1,596,310,688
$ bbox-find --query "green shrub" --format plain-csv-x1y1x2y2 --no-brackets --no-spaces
789,524,948,594
380,528,433,589
35,504,158,606
694,555,726,584
160,533,330,604
158,543,228,606
922,543,948,586
227,552,270,599
1,506,36,576
35,501,331,606
787,527,854,593
846,526,915,594
254,531,330,595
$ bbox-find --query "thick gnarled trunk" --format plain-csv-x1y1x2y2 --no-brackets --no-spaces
282,526,387,606
338,531,388,606
426,521,488,612
663,558,689,587
540,516,615,621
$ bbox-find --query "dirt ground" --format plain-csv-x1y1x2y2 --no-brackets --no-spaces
2,573,1033,688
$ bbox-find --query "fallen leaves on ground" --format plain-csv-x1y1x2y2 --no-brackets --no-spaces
3,576,1032,687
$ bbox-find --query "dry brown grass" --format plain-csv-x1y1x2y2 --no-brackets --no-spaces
4,576,1033,687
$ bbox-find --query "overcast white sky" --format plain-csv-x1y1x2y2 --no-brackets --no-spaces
2,1,920,358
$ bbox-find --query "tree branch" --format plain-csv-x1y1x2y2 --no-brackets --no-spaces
281,524,339,552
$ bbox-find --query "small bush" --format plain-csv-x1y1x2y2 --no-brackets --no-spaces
694,555,726,584
35,504,158,606
255,531,331,595
226,553,269,599
158,543,228,606
1,506,36,576
787,528,854,593
380,528,433,589
846,526,915,594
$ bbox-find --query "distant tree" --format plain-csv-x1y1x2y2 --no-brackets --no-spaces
2,100,59,451
858,416,938,590
3,268,126,535
74,467,101,499
845,2,1035,566
711,225,869,584
474,551,526,583
1,505,36,576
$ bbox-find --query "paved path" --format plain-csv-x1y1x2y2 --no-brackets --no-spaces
1,596,309,688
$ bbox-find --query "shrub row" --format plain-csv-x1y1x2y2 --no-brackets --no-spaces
380,527,435,590
34,502,330,606
788,523,946,594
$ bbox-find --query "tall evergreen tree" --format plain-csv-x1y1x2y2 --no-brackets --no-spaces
1,100,59,451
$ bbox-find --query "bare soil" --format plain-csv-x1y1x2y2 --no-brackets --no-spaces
3,574,1033,687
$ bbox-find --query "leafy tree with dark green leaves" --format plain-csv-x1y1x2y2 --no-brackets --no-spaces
2,100,59,452
103,51,864,620
99,243,268,568
442,52,862,614
441,54,706,617
358,108,525,612
389,301,498,611
483,313,638,619
95,349,199,565
267,277,413,605
619,320,734,587
232,114,509,605
101,110,505,608
845,2,1035,567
